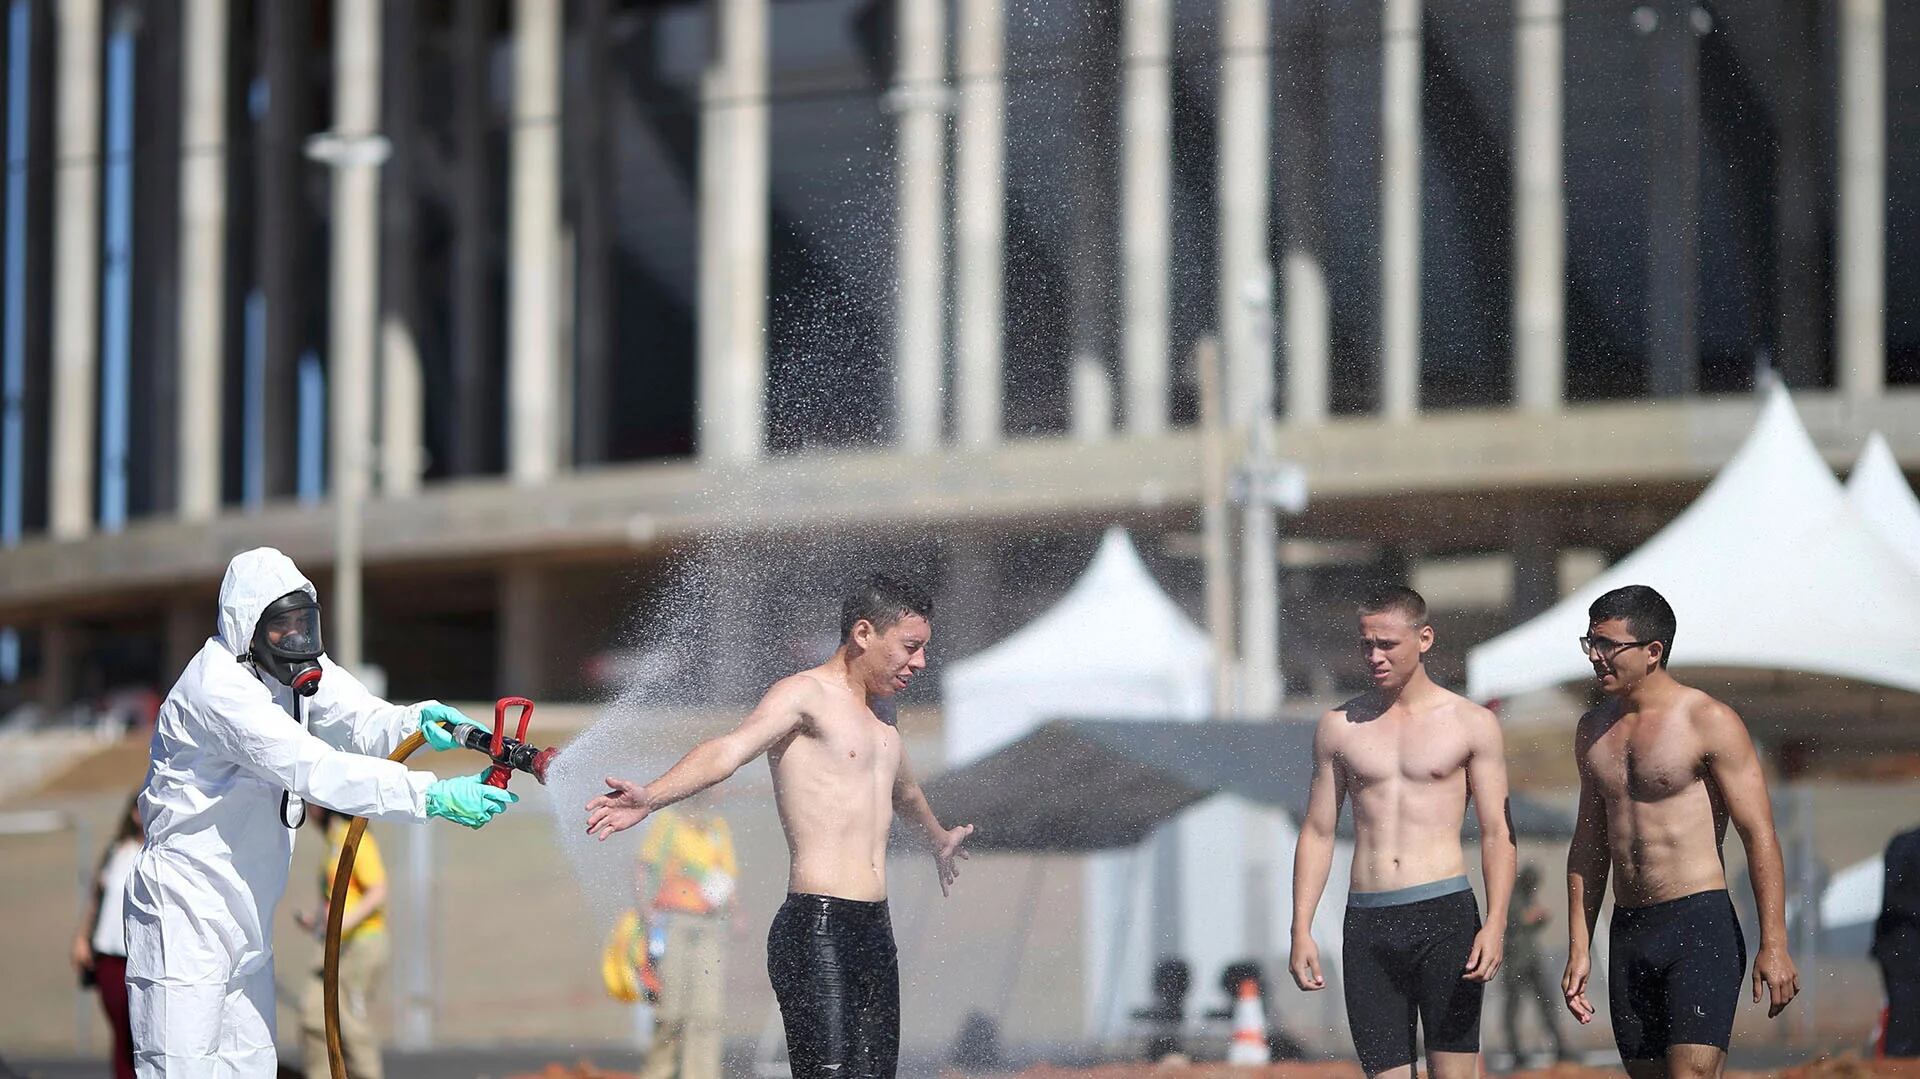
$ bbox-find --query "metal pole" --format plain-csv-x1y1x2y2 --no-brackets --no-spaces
1196,338,1236,718
1240,269,1282,718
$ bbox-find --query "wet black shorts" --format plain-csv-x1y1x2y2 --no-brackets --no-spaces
1342,877,1485,1075
1608,889,1747,1060
767,893,900,1079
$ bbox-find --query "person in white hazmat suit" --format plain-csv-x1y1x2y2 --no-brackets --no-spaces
125,547,516,1077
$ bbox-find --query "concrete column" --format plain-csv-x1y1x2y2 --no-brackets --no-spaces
509,0,562,482
698,0,769,462
326,0,383,671
953,0,1004,449
1121,0,1170,436
1218,0,1272,420
51,0,100,539
1838,0,1884,401
1278,3,1330,426
892,0,948,453
1513,0,1563,412
176,0,227,521
380,0,424,497
1380,0,1421,419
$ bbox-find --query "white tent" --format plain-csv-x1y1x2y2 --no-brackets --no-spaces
941,529,1336,1039
1468,387,1920,708
1848,431,1920,574
943,526,1212,766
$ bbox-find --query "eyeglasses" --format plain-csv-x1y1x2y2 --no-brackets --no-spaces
1578,635,1655,661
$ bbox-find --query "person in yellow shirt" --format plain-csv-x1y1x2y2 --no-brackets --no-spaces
296,805,389,1079
637,805,738,1079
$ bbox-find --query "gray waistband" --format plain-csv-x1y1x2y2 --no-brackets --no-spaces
1347,875,1473,909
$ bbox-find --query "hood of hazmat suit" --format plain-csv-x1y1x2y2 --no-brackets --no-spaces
124,546,447,1076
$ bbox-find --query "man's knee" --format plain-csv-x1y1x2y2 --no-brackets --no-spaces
1665,1044,1726,1079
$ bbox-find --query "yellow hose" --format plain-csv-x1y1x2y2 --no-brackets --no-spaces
324,729,427,1079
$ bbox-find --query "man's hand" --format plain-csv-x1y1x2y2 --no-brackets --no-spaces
1289,933,1326,991
1753,941,1799,1018
586,776,653,841
934,823,974,897
1463,923,1505,982
70,933,93,977
1562,950,1596,1024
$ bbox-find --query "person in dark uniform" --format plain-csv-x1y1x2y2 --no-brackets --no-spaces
1874,825,1920,1058
1502,863,1568,1064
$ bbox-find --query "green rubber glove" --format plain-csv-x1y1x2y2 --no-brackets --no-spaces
425,772,518,829
418,703,477,752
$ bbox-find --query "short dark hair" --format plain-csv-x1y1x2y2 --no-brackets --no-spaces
1587,584,1676,667
840,573,933,641
1359,584,1428,626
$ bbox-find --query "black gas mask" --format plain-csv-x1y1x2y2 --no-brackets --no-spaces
251,591,325,697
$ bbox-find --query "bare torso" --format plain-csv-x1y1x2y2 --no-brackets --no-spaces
1330,689,1489,892
1577,687,1732,908
767,670,903,902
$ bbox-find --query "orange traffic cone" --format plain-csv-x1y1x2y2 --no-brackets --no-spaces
1227,977,1271,1066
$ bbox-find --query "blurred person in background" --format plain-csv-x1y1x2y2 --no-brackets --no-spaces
125,547,515,1078
297,804,390,1079
1501,863,1567,1065
72,790,145,1079
635,804,739,1079
1874,823,1920,1057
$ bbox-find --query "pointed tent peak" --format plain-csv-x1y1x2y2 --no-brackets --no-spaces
1847,431,1920,573
1054,527,1208,644
1720,383,1840,495
1848,431,1908,494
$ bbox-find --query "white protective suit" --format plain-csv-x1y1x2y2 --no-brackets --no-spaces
125,548,445,1077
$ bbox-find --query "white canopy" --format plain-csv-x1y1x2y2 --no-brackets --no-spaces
1848,431,1920,574
1821,853,1884,930
942,526,1212,766
1468,387,1920,702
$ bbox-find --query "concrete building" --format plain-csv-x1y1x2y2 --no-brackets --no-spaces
0,0,1916,721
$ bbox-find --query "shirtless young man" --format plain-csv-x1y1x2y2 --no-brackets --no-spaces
584,574,974,1079
1563,585,1798,1079
1291,586,1515,1079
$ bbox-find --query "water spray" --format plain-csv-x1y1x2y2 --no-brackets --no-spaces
323,697,559,1079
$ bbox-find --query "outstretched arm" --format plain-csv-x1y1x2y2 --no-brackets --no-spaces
585,676,813,840
1464,708,1515,983
1289,712,1344,991
893,748,974,897
1704,701,1799,1017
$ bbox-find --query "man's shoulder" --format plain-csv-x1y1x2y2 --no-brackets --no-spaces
1433,687,1496,728
1675,686,1744,735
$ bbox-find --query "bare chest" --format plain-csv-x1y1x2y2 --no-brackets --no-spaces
1338,719,1470,789
1585,717,1704,803
802,710,901,785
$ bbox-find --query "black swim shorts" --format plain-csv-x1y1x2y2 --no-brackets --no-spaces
1342,876,1486,1075
1608,889,1747,1060
767,892,900,1079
